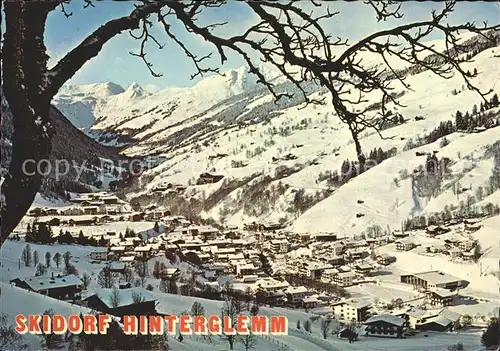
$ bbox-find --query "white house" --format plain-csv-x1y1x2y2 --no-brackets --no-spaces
270,239,290,254
332,271,356,287
332,299,372,323
90,250,108,261
285,286,308,305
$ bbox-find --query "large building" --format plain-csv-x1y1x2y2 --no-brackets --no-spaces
10,274,83,300
364,315,406,338
332,299,371,323
400,271,469,291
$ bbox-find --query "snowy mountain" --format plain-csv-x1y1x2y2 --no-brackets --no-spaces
49,34,500,241
1,91,128,199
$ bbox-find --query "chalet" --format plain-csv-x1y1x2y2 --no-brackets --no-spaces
90,250,108,261
68,216,97,226
307,263,333,280
102,195,119,205
302,295,320,309
332,271,356,287
332,299,371,323
315,233,337,242
240,275,258,283
395,238,414,251
134,246,153,259
426,225,450,237
400,271,469,290
259,222,283,232
447,247,462,259
462,250,474,261
196,173,224,185
129,212,145,222
270,239,290,254
392,230,408,238
346,249,367,260
426,288,456,306
376,254,396,266
464,223,482,233
322,268,340,281
60,207,85,216
416,314,454,332
82,287,157,318
119,255,136,263
458,240,475,252
256,278,290,293
364,315,406,338
107,262,127,274
197,226,219,240
10,273,83,301
109,246,126,256
354,263,374,276
236,263,257,276
285,286,308,305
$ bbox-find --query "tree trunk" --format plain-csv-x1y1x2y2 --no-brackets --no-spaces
1,1,56,244
348,123,366,174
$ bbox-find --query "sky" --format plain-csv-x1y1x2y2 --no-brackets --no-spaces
42,1,500,93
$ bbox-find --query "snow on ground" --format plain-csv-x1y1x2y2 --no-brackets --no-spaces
376,240,500,296
1,238,486,350
50,221,156,237
0,282,93,350
119,47,500,235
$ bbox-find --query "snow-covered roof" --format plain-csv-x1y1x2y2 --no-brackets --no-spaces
13,274,82,291
337,271,356,278
110,246,126,251
270,239,289,245
134,245,152,252
355,263,373,270
323,268,339,275
418,314,453,327
83,288,156,308
302,295,319,303
413,271,463,285
364,315,406,327
285,286,308,295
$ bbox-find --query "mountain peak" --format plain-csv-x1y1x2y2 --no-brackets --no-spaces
126,82,143,91
123,82,150,99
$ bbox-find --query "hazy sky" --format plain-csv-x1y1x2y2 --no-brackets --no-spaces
44,1,500,92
